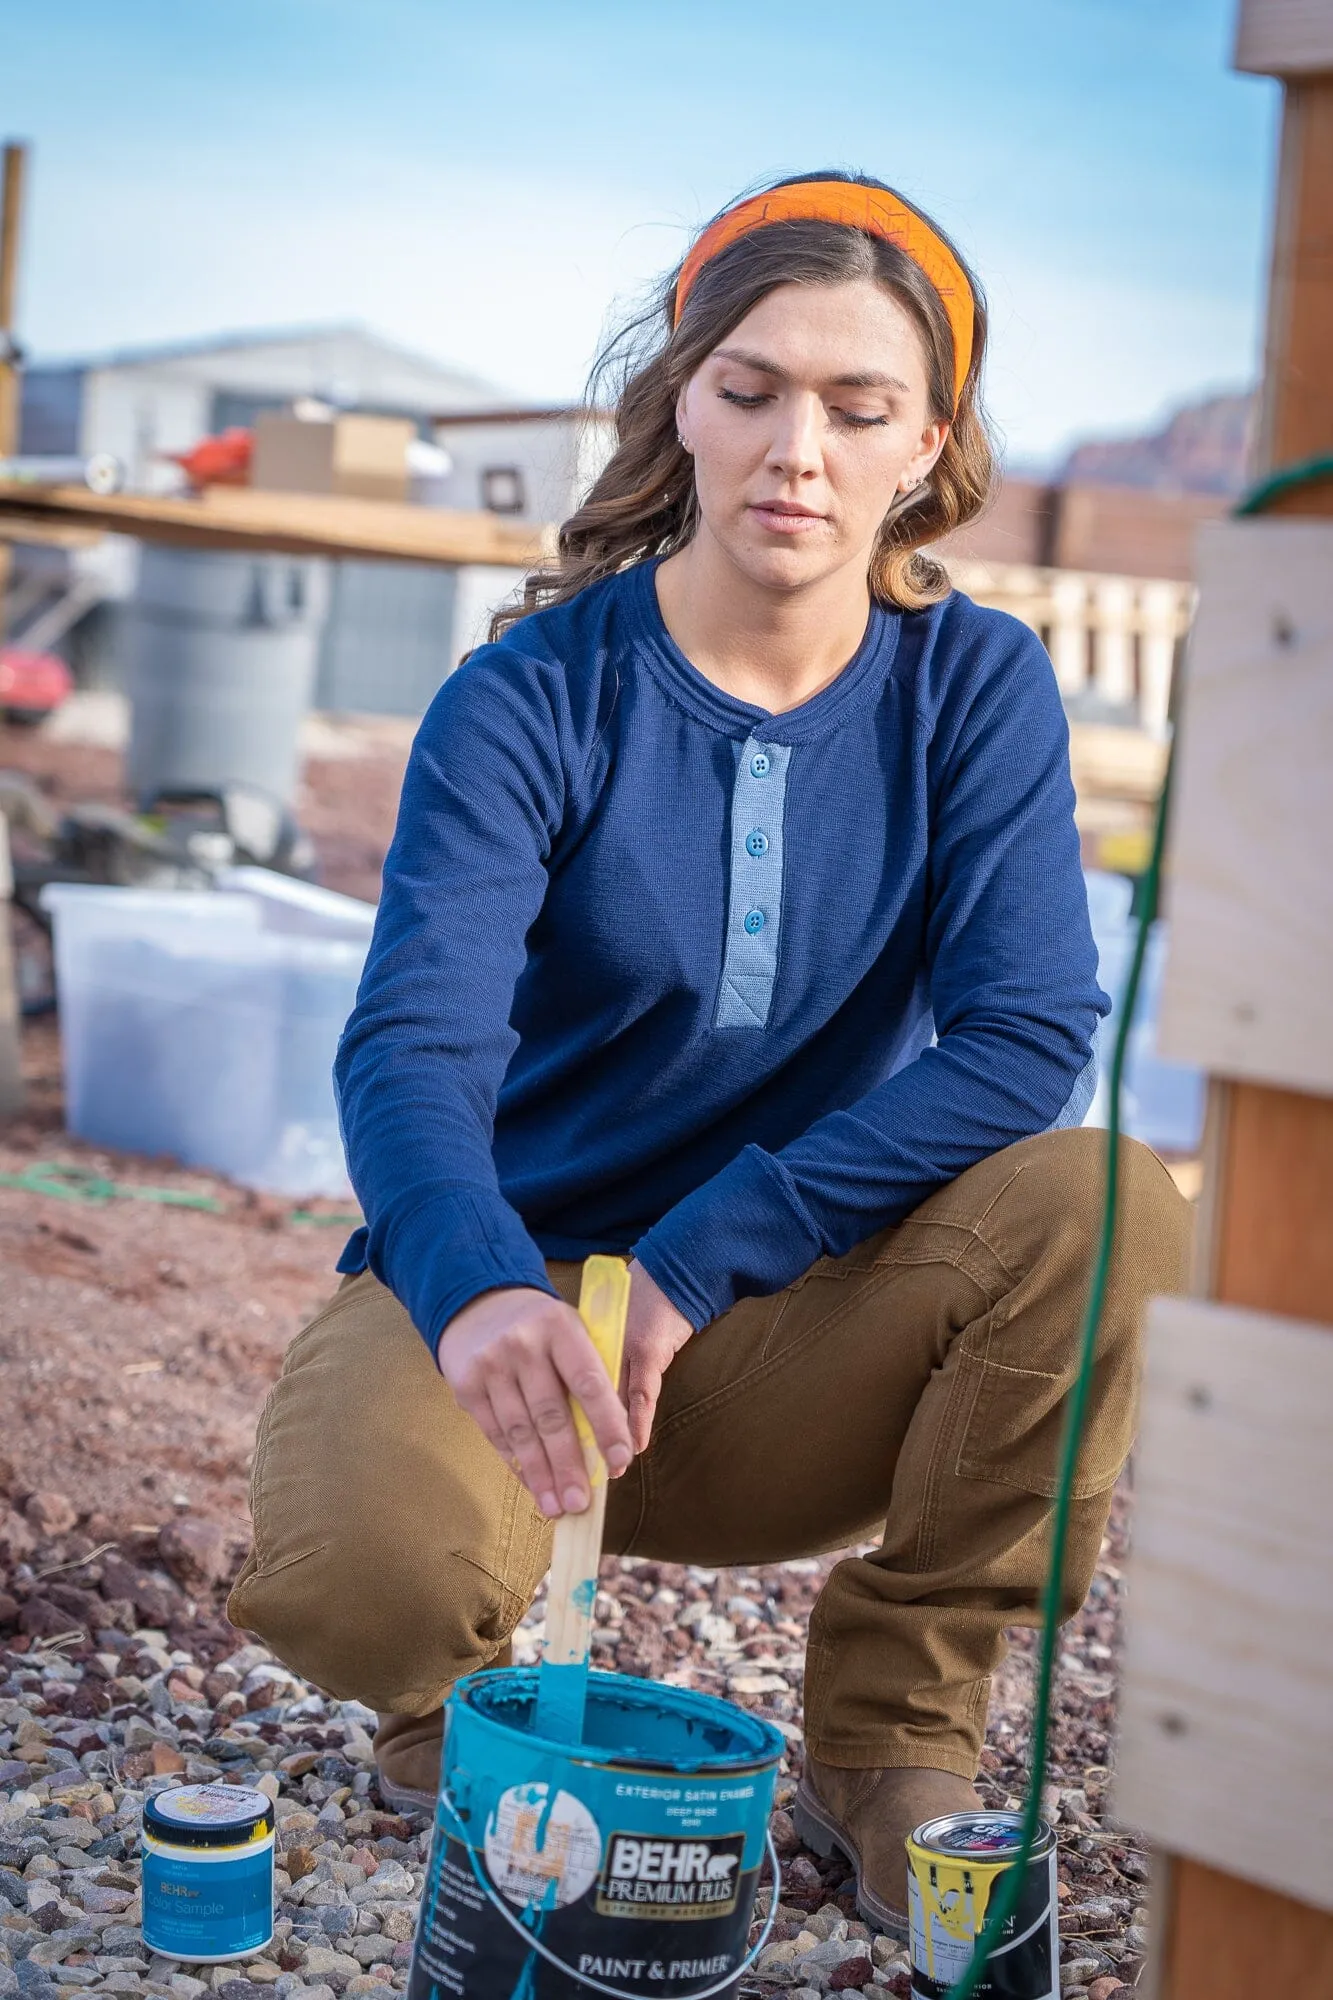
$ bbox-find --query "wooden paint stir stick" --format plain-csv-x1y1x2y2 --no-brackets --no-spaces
534,1254,630,1743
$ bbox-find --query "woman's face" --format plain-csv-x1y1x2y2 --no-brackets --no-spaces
676,276,948,596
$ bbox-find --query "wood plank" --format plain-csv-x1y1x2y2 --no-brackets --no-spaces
1214,1081,1333,1316
1142,22,1333,1996
1156,519,1333,1094
1253,76,1333,478
1161,1860,1333,1997
1114,1296,1333,1914
0,481,553,569
1234,0,1333,74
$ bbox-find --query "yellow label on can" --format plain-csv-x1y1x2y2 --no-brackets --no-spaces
906,1837,1010,1982
905,1824,1058,2000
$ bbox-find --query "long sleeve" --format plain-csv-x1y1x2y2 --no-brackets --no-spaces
633,634,1107,1330
334,653,565,1354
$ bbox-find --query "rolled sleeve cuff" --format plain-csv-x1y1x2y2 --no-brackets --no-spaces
373,1186,558,1362
634,1145,823,1330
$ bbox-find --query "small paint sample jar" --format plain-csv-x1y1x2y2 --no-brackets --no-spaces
141,1784,275,1963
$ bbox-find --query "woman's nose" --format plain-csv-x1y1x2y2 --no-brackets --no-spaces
766,394,824,477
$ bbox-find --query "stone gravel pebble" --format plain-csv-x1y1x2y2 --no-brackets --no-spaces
1,1485,1151,1999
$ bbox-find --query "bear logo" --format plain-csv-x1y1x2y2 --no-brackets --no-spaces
705,1853,738,1880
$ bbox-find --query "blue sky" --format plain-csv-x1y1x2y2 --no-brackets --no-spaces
5,0,1278,463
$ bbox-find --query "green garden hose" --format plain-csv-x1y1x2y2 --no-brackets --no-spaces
941,750,1173,1999
1231,452,1333,517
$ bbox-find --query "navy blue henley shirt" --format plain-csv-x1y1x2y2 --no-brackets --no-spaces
334,557,1107,1353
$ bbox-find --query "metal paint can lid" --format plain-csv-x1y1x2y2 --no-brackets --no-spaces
910,1810,1055,1862
143,1784,275,1849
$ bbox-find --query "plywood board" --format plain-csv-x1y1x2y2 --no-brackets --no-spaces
1235,0,1333,74
1157,518,1333,1095
0,481,552,569
1114,1295,1333,1913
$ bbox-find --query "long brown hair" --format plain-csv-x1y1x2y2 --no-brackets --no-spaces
491,171,996,640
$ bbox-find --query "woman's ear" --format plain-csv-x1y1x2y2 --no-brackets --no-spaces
897,419,949,494
674,386,692,455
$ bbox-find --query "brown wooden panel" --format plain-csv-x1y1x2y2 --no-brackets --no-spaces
1256,75,1333,477
1213,1081,1333,1317
1163,1858,1333,1997
1152,43,1333,1993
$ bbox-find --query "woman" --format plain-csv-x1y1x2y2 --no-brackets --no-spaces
230,173,1189,1934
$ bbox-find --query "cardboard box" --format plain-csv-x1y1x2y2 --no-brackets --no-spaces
251,413,415,504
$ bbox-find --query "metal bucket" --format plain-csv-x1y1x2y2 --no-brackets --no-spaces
409,1667,784,2000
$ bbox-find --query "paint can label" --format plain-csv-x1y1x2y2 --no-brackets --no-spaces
141,1845,274,1961
412,1826,760,1997
907,1814,1058,2000
407,1667,783,1999
596,1832,747,1920
485,1783,603,1910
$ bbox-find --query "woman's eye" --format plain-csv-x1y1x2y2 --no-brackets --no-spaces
835,409,890,429
717,387,769,408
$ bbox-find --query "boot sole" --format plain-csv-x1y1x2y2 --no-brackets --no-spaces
375,1771,438,1816
792,1779,911,1941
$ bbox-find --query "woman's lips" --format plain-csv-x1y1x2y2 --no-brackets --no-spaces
749,503,826,535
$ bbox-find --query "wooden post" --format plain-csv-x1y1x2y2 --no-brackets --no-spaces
0,141,28,643
0,815,23,1115
1126,7,1333,1992
0,145,27,1116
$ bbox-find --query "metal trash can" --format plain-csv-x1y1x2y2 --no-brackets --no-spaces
125,547,331,805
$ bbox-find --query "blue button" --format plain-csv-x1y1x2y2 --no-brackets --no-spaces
745,829,769,858
744,908,766,934
750,751,771,778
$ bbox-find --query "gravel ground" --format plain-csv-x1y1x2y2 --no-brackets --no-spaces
0,1486,1146,2000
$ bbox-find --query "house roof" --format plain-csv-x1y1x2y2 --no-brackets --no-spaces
28,323,510,417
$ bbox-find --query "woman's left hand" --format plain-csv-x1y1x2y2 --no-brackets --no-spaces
622,1260,695,1454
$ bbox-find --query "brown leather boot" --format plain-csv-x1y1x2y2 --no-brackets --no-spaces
794,1757,982,1937
373,1707,446,1814
373,1644,514,1813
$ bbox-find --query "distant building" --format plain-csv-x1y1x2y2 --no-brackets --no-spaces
938,391,1254,583
15,328,615,716
20,325,501,491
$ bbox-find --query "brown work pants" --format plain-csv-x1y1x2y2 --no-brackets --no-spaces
229,1128,1190,1778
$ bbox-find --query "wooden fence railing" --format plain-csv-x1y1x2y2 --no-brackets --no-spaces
947,558,1196,737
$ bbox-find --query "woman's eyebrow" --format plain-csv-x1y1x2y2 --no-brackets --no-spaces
712,346,909,394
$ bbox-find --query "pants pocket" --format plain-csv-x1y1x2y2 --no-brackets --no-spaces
955,1351,1130,1499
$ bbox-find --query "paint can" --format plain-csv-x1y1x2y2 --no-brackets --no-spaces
140,1783,275,1963
906,1811,1058,2000
409,1665,784,1999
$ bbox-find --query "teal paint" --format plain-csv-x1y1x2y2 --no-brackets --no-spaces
535,1576,602,1742
534,1659,592,1752
409,1667,783,1999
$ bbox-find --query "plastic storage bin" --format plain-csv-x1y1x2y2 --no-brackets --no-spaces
42,882,373,1197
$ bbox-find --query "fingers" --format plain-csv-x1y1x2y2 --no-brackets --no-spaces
440,1294,632,1519
550,1317,633,1477
486,1360,591,1519
625,1345,663,1457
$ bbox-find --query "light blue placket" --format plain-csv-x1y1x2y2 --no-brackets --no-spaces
715,736,791,1029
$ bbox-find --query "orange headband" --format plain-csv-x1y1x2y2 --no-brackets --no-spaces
674,180,974,407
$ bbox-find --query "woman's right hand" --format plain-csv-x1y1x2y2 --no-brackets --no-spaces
437,1287,633,1519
